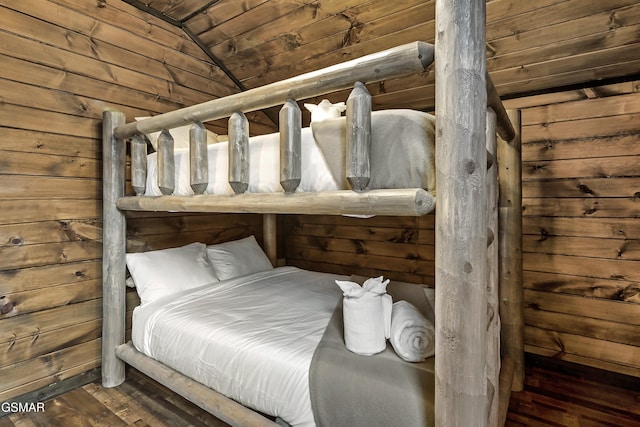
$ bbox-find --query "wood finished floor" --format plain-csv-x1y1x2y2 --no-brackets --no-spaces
1,356,638,427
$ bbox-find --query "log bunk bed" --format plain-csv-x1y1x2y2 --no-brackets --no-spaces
102,2,524,426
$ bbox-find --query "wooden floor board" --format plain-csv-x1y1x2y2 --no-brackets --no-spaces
1,358,638,426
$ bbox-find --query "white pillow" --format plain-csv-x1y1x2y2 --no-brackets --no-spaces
135,117,218,151
126,242,219,305
206,235,273,281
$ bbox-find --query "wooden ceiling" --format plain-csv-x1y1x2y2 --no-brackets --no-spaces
126,0,640,114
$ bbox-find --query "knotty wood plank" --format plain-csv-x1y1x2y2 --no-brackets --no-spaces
46,0,208,61
522,177,640,198
128,229,262,253
524,235,640,260
286,234,429,260
289,258,435,286
524,326,639,370
522,197,640,218
493,44,640,99
0,319,101,369
0,5,236,99
0,241,101,271
525,344,640,378
522,134,640,161
524,289,640,325
487,0,639,42
1,200,100,225
1,128,99,159
488,4,640,69
0,104,101,139
0,340,100,399
0,261,101,294
524,308,638,346
523,216,640,239
523,91,640,126
0,220,101,248
523,270,637,299
0,299,101,344
286,246,434,275
489,22,640,73
523,156,640,180
0,54,187,119
0,150,100,179
0,177,100,200
286,222,420,244
127,213,261,236
0,281,101,319
525,252,640,282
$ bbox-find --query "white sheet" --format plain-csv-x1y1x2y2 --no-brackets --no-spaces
132,267,345,427
144,128,340,196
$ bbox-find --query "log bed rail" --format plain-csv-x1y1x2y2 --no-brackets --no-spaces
103,6,524,424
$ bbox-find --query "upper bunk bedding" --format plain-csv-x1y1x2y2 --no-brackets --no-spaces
141,109,436,197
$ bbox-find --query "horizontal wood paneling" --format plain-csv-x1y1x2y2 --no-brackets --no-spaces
284,214,435,286
514,84,640,376
0,0,247,402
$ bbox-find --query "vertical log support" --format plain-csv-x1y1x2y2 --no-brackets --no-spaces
485,108,500,426
228,112,250,194
102,110,127,388
346,81,372,192
190,122,209,195
435,0,488,425
157,130,175,195
498,109,524,391
279,99,302,193
263,213,277,266
131,135,147,196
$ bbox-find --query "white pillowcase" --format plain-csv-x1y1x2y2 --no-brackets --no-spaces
126,242,219,305
135,117,219,151
206,235,273,281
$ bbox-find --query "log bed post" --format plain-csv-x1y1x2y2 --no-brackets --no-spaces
498,109,524,391
435,0,489,425
263,214,277,266
486,108,500,426
102,109,127,388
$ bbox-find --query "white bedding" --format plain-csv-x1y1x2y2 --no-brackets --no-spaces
131,267,345,427
143,110,436,196
144,128,339,196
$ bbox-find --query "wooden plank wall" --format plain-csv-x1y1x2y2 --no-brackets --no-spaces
512,80,640,378
0,0,262,402
285,80,640,378
285,214,436,286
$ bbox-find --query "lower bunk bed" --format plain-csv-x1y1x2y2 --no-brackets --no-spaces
122,238,437,426
102,36,524,427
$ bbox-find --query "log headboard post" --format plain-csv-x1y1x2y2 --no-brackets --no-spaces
102,109,127,388
498,109,524,391
435,0,489,425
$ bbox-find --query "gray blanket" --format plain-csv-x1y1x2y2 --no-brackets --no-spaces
309,277,435,427
310,110,436,194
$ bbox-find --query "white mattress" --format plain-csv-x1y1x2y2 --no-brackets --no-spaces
131,267,345,427
144,127,340,196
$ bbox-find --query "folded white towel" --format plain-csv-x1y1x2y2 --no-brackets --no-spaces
390,300,435,362
336,276,392,356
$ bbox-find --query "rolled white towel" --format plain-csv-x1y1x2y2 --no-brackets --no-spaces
390,300,435,362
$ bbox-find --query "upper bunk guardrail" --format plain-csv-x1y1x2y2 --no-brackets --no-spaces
114,41,435,141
